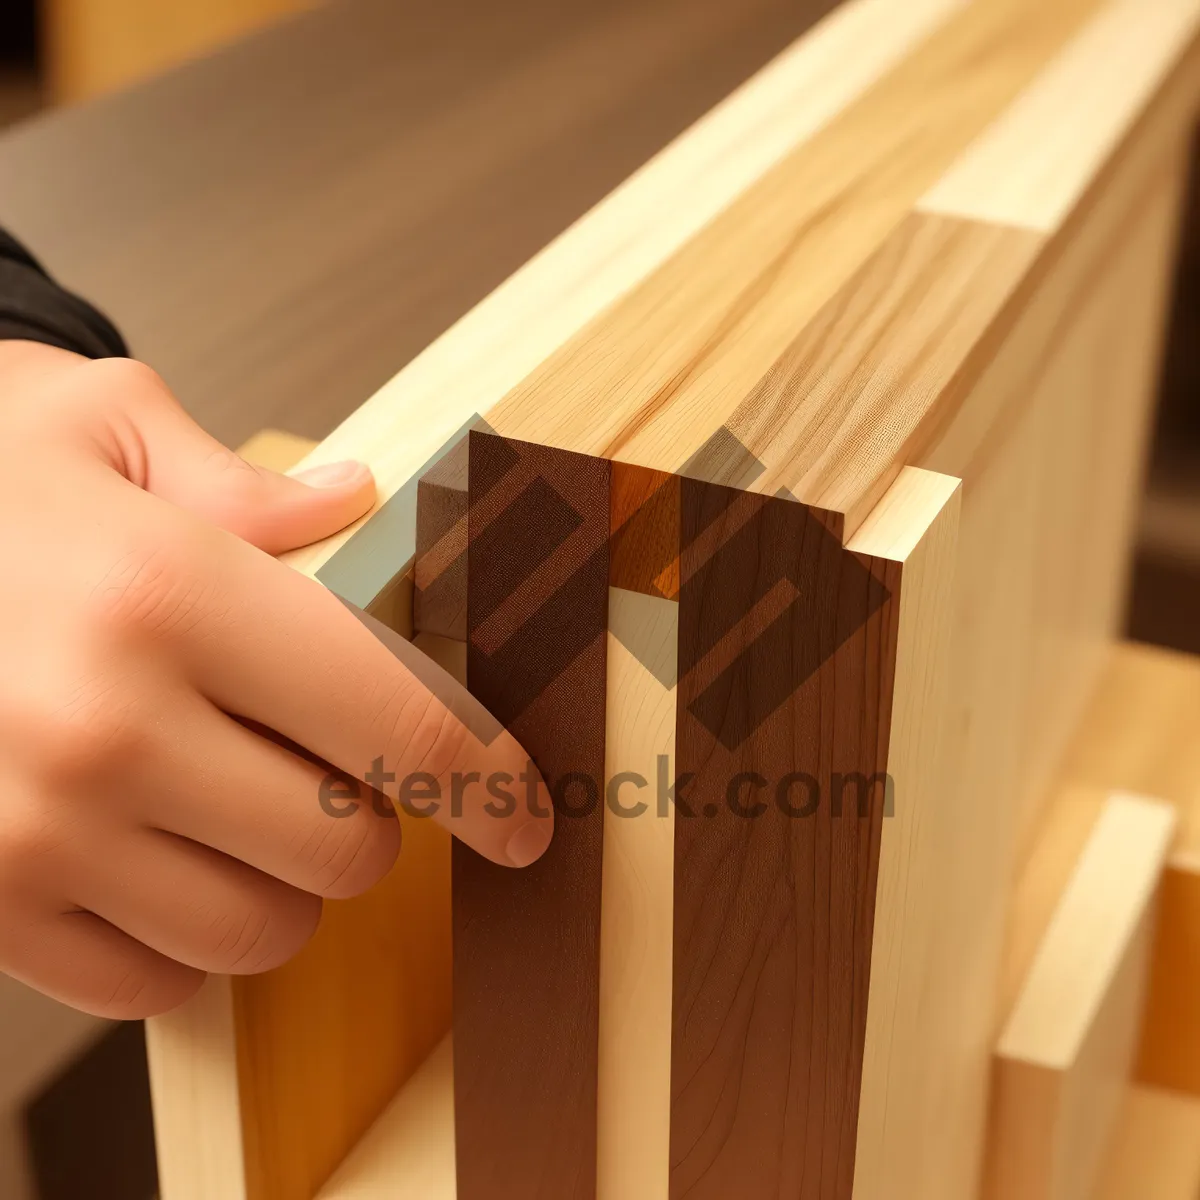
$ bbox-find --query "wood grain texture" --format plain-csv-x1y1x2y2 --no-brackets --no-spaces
597,588,678,1200
454,434,610,1200
986,795,1177,1200
668,480,897,1198
282,0,968,583
484,0,1101,513
920,0,1200,232
847,469,961,1200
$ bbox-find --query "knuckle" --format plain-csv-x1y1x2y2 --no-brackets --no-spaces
86,538,212,642
90,356,170,401
0,795,83,875
200,892,320,975
23,679,146,787
296,811,398,899
371,678,470,780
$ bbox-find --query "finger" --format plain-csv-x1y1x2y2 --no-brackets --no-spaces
67,827,322,976
167,524,553,868
133,692,400,899
83,358,376,554
0,900,204,1020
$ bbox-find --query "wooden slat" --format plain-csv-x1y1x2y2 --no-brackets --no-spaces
986,795,1177,1200
453,436,611,1200
848,470,961,1200
596,588,678,1198
1052,642,1200,1098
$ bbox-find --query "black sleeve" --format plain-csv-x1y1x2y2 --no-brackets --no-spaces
0,227,128,359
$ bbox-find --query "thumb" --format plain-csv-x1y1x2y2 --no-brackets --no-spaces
94,360,376,555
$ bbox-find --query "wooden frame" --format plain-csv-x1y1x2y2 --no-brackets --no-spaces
146,0,1200,1196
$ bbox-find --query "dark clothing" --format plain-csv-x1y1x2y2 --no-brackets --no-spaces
0,228,127,359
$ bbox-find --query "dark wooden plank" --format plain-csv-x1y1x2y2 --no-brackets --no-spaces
455,432,610,1200
670,478,900,1199
0,0,846,449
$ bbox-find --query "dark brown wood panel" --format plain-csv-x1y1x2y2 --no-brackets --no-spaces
0,0,846,449
671,479,900,1199
455,433,610,1200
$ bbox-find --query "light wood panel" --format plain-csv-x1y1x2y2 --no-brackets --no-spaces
147,975,248,1200
921,0,1200,232
596,588,678,1200
1051,642,1200,1098
317,1037,456,1200
145,2,1200,1196
1094,1085,1200,1200
147,432,454,1200
849,470,961,1200
986,795,1176,1200
281,0,971,586
485,0,1102,526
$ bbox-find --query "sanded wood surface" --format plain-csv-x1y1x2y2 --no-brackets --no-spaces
1094,1085,1200,1200
986,795,1176,1200
1050,641,1200,1098
141,1,1200,1197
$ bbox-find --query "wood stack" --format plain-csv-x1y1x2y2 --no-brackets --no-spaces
146,0,1200,1196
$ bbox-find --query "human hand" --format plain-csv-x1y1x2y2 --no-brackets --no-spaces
0,341,551,1018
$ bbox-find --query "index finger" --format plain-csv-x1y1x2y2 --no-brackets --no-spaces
170,511,554,869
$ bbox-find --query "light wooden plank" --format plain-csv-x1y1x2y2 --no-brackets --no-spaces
147,975,248,1200
848,468,962,1200
1052,642,1200,1097
484,0,1101,528
317,1037,455,1200
920,0,1200,232
281,0,969,587
987,795,1177,1200
597,588,678,1200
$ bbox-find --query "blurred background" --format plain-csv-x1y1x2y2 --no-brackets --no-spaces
0,2,1197,1198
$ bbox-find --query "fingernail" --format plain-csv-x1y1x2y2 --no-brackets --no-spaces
293,460,371,488
505,820,552,868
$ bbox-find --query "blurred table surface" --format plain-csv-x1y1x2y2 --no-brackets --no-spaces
0,0,830,449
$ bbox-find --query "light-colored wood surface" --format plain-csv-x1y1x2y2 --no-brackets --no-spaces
145,0,1200,1194
147,974,249,1200
44,0,311,103
147,431,455,1200
921,0,1200,231
280,0,971,587
849,468,962,1200
1094,1084,1200,1200
1050,640,1200,1097
317,1036,455,1199
597,588,678,1200
987,795,1177,1200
